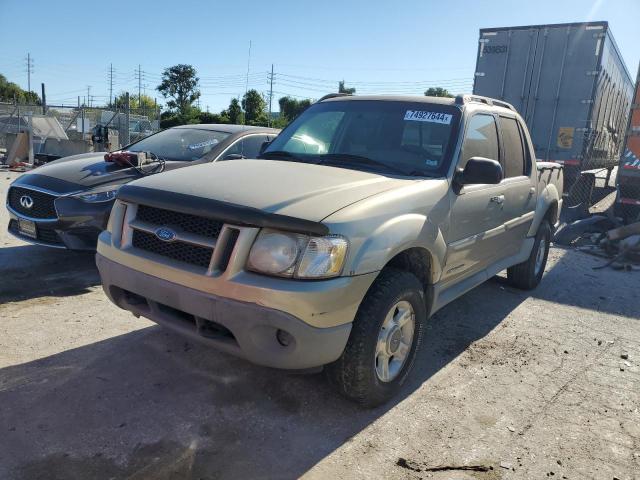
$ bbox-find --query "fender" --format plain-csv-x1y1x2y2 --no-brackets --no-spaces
527,182,560,237
345,213,446,283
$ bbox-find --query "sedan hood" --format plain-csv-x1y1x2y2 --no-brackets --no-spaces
123,159,417,222
11,153,185,194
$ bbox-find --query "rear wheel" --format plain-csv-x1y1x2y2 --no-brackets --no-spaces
325,268,427,407
507,220,551,290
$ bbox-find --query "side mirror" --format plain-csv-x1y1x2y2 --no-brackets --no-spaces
259,141,271,155
223,153,245,160
454,157,502,193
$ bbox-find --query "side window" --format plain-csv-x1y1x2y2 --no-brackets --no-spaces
238,135,267,159
500,117,526,178
460,114,499,168
518,121,532,175
221,136,267,160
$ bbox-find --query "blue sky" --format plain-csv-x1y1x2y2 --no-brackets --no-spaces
1,0,638,113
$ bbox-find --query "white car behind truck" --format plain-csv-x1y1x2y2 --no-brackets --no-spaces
96,94,563,406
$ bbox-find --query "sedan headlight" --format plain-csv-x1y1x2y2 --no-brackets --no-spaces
73,185,119,203
247,229,348,279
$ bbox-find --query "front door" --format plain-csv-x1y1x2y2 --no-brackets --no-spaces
443,112,507,283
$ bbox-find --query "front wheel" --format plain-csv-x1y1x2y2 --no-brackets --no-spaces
507,220,551,290
325,268,427,407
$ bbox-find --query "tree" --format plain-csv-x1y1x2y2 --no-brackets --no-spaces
424,87,454,98
0,74,41,104
222,98,243,124
338,81,355,94
278,96,312,122
198,111,225,124
242,89,268,125
156,64,200,116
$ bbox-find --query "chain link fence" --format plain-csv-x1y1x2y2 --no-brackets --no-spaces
0,100,161,164
558,126,627,221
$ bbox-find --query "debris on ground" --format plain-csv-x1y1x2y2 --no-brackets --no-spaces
555,217,640,270
396,458,493,473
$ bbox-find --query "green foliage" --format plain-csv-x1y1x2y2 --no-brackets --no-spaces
198,111,225,124
0,74,42,104
338,81,355,94
424,87,454,98
241,89,268,126
270,115,290,129
159,105,201,128
222,98,243,124
278,96,312,122
109,92,157,112
156,64,200,116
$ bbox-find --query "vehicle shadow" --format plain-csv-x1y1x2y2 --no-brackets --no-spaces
0,277,529,480
524,247,638,318
0,245,99,303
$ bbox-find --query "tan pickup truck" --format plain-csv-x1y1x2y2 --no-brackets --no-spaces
96,94,563,406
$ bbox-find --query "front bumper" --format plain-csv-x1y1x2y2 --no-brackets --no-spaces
97,253,371,369
6,197,113,250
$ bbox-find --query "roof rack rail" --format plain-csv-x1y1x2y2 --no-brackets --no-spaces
454,94,515,112
317,93,352,102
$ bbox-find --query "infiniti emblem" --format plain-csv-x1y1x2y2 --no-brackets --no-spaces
155,227,176,242
19,195,34,209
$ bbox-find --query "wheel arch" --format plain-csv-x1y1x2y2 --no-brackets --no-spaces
527,185,561,237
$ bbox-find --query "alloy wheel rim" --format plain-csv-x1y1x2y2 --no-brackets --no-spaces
375,300,415,383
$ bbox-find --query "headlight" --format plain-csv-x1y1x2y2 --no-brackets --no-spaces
247,229,348,279
73,186,119,203
297,236,348,278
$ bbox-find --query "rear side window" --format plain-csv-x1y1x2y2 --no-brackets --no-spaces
500,117,526,178
460,114,499,167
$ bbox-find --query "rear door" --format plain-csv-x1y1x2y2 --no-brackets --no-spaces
474,28,539,118
497,115,536,256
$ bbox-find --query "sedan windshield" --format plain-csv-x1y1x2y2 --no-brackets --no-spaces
128,128,230,161
263,100,460,176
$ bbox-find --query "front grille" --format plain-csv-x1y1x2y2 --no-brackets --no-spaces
8,187,58,219
8,219,63,245
136,205,223,238
132,229,213,268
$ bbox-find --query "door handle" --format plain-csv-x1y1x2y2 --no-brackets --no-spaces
490,195,505,204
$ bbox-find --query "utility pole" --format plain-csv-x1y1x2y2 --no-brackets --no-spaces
87,86,91,107
137,64,142,107
124,92,130,145
26,53,33,93
268,64,274,127
109,63,114,106
41,83,46,114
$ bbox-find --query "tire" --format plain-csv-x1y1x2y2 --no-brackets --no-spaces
325,268,427,407
507,219,551,290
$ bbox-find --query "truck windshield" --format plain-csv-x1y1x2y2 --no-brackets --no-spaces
127,128,230,161
263,100,460,176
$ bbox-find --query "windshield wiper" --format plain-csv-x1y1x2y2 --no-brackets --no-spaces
258,150,309,162
314,153,412,176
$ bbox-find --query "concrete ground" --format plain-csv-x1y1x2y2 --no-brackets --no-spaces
0,170,638,480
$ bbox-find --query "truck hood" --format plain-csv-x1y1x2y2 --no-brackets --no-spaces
11,153,185,194
123,159,417,222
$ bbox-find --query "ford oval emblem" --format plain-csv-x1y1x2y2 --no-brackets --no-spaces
155,227,176,242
